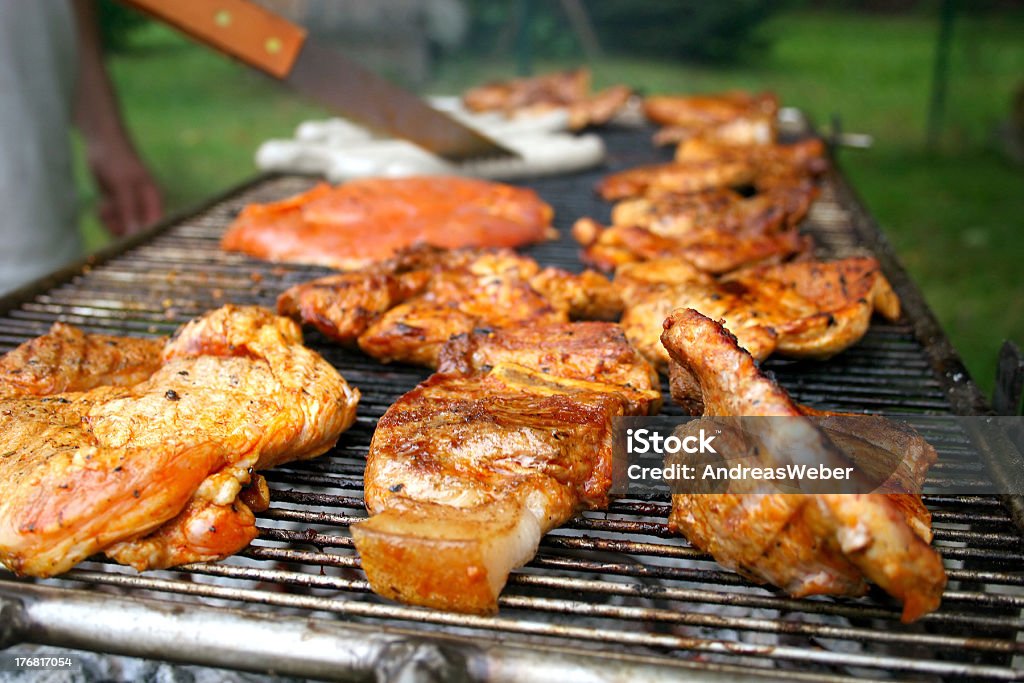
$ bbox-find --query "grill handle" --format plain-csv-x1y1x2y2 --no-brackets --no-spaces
120,0,306,78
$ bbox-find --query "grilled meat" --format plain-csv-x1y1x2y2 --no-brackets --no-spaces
437,323,662,415
597,158,758,201
568,84,634,130
617,256,900,370
675,138,829,190
0,306,359,576
279,246,623,368
610,185,815,236
575,219,810,275
644,91,779,147
352,323,660,614
644,91,779,129
221,177,556,270
660,309,946,622
597,139,826,202
0,323,164,398
574,184,817,273
463,68,633,130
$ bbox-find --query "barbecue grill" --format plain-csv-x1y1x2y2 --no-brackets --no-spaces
1,119,1022,682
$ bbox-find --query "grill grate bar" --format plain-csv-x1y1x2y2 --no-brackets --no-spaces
47,570,1022,680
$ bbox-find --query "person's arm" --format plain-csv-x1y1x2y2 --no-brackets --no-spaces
71,0,162,236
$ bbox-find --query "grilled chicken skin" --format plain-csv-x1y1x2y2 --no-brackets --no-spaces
352,323,660,614
617,256,900,370
573,217,810,275
575,184,817,274
644,91,779,129
596,139,827,201
0,323,164,398
0,305,359,577
660,309,946,622
462,68,633,130
609,185,815,237
279,246,623,368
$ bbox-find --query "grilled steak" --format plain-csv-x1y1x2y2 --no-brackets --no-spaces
352,322,660,614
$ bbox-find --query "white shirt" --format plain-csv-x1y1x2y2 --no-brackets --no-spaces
0,0,81,296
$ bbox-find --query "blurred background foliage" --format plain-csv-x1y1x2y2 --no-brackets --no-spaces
82,0,1024,398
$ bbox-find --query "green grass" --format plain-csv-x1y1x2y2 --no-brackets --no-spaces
84,10,1024,398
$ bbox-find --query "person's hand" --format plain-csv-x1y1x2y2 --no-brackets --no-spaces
86,140,163,237
71,0,163,238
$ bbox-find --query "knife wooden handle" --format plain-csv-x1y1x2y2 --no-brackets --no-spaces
122,0,307,79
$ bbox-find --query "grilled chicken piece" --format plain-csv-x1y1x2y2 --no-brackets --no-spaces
221,177,556,270
0,323,164,398
463,68,633,130
610,185,816,236
644,91,779,128
437,323,662,415
575,219,810,275
567,84,634,130
644,91,779,147
575,184,817,273
675,137,829,190
464,68,590,113
616,256,900,369
0,306,359,577
597,137,827,201
660,309,945,622
597,158,758,201
279,246,623,368
353,324,660,614
652,114,776,147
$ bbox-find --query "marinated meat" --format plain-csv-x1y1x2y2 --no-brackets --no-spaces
644,91,779,147
221,177,556,269
596,138,826,201
352,323,660,613
644,91,779,129
675,137,829,190
574,184,816,273
437,323,662,415
278,246,623,368
0,306,359,577
0,323,164,398
609,185,815,236
575,219,810,275
463,68,633,130
597,158,758,201
660,308,946,622
616,256,900,369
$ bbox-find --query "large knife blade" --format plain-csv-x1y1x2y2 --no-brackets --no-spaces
121,0,517,161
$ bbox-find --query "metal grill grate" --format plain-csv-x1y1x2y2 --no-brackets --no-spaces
1,125,1022,681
